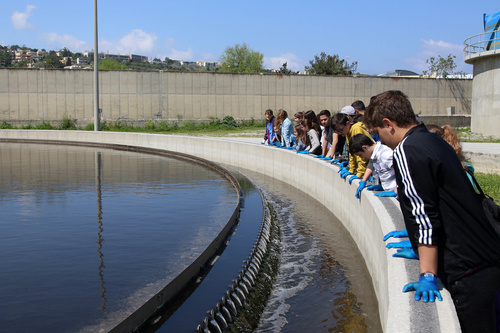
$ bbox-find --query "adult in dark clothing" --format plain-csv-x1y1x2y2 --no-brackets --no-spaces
365,90,500,333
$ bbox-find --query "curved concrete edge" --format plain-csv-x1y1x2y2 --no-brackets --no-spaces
0,130,461,332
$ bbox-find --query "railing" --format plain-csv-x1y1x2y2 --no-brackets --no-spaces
464,30,500,59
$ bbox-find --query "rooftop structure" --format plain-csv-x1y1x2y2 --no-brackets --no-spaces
463,11,500,137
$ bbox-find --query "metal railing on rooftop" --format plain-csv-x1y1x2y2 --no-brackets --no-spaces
464,30,500,60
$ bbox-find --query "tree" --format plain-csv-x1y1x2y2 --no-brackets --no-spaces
43,51,64,68
218,43,264,73
98,58,129,70
305,52,351,75
60,47,72,57
0,49,12,67
277,62,293,74
422,54,465,78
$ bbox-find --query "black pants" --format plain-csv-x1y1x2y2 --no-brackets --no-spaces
449,265,500,333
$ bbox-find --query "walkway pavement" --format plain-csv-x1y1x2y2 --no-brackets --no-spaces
214,137,500,174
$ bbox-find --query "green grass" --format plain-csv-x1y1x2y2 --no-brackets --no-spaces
476,173,500,203
1,116,266,137
457,127,500,143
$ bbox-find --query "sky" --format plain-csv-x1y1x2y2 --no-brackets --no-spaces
1,1,498,75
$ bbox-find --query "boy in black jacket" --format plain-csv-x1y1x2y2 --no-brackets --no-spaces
365,90,500,333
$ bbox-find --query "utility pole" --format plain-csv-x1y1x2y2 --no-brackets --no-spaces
93,0,100,131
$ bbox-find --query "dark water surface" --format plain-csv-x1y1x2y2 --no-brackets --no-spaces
0,143,238,333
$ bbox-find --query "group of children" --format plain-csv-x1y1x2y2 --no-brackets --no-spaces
262,100,398,199
262,92,500,332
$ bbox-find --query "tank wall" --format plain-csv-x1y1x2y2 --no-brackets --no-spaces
0,130,461,332
470,56,500,137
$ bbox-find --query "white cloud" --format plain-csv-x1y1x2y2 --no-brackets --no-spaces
404,39,469,73
12,5,36,30
100,29,157,56
40,32,91,52
264,53,305,72
167,48,194,61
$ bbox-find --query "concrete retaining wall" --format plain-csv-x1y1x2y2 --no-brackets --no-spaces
0,69,471,126
0,130,460,332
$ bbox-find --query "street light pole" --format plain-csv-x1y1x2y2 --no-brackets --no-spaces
93,0,100,131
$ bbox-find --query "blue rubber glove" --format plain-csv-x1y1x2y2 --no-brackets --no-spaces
386,240,412,248
339,161,349,168
320,157,333,161
331,159,340,165
367,184,384,191
348,175,359,184
392,248,419,260
368,176,374,182
287,147,295,150
337,166,346,174
314,154,325,158
298,150,310,154
341,170,353,179
275,142,282,147
383,229,409,241
375,190,397,197
355,180,367,199
403,275,443,303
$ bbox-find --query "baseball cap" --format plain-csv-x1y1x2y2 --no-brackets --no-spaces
340,105,356,116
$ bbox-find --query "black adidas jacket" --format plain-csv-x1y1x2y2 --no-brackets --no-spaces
393,124,500,286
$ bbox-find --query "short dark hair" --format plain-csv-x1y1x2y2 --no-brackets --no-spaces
364,90,417,128
351,100,365,111
349,133,375,154
265,109,273,116
318,109,331,117
332,112,349,129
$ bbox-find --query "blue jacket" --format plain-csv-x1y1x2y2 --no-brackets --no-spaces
280,118,294,147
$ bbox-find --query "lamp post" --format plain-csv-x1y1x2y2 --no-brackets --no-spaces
93,0,100,131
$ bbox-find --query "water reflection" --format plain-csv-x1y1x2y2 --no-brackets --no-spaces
0,143,238,333
95,152,107,312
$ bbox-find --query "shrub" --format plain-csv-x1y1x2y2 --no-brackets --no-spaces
222,115,238,128
145,120,156,130
33,122,55,130
0,121,14,129
60,116,77,130
181,120,197,130
156,121,170,131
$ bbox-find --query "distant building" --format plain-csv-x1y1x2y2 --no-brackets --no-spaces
76,58,88,65
102,53,148,62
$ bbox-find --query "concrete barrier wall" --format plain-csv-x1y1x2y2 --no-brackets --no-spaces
0,69,471,126
0,130,461,332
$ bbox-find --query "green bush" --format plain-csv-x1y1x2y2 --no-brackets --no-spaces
156,121,171,131
145,120,156,130
222,115,238,128
181,120,197,131
60,116,77,130
33,122,55,130
0,121,14,129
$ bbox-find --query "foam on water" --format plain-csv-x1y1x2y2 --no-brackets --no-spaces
256,190,320,332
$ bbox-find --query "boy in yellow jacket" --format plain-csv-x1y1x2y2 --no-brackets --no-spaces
332,108,374,181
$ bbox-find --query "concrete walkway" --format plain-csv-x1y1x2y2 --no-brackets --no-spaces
462,142,500,174
216,137,500,175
